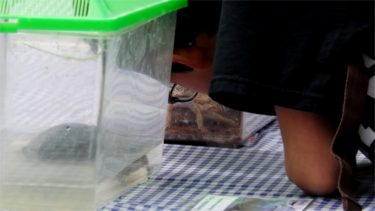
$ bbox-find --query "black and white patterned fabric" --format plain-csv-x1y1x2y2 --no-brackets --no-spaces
359,54,375,163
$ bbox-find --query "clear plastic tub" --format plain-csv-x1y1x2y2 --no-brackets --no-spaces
165,90,276,148
0,4,181,211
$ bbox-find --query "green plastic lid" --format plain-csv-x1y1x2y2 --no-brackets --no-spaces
0,0,187,33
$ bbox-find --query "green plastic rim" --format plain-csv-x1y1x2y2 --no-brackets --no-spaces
0,0,187,33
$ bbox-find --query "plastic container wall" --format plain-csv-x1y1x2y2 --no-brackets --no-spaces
165,92,276,148
165,93,244,147
0,13,175,211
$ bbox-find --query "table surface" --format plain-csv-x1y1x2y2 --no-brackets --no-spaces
101,122,375,211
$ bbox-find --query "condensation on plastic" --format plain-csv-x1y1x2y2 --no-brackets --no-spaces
0,13,175,211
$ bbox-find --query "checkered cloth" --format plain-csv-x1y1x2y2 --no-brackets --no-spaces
101,121,375,211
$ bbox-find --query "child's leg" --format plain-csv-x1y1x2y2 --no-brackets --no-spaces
275,106,340,196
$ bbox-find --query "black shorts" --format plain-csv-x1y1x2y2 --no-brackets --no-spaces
209,1,374,118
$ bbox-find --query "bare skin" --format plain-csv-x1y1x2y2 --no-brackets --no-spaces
171,33,216,94
171,32,340,196
275,106,339,195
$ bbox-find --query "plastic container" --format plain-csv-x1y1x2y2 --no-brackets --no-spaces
0,0,185,210
165,92,276,148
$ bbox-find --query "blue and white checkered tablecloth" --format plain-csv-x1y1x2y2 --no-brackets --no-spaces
101,122,375,211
